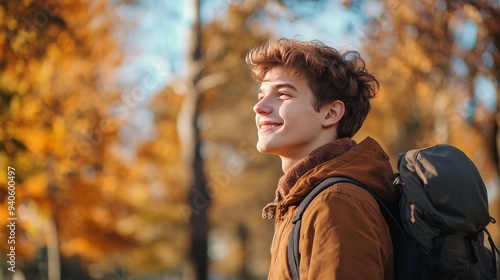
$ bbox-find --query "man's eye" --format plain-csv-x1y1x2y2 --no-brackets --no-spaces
278,92,290,98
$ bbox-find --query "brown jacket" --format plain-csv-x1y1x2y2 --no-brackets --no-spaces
264,137,397,280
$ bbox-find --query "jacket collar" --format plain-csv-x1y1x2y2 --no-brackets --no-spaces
262,137,356,219
262,137,397,220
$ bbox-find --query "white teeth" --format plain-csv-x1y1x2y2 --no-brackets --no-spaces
261,124,279,128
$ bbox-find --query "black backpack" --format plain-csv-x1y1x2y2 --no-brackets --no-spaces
288,144,500,280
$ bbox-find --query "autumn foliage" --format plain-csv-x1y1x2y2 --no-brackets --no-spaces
1,0,500,279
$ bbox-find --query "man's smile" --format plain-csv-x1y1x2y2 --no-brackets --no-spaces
257,120,283,131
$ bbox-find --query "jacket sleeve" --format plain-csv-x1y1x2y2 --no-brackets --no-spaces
298,182,393,280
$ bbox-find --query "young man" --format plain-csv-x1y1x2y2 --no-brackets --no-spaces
245,38,398,279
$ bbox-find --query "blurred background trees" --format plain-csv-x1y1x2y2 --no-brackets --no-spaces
0,0,499,279
1,0,138,279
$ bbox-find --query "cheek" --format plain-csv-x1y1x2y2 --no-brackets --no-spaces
280,103,319,125
279,104,302,122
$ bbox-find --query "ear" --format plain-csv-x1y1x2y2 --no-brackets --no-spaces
322,100,345,127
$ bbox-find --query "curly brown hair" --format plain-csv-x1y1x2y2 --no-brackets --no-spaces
245,38,379,138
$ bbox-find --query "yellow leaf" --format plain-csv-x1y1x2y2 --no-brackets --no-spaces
24,173,47,197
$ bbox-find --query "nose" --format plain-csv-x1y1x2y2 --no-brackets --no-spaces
253,96,272,115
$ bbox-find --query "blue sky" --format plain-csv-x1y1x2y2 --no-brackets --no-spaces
113,1,190,149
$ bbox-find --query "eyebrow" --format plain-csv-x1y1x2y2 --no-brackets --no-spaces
258,82,298,94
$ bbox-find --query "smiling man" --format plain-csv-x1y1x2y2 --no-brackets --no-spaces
246,38,397,279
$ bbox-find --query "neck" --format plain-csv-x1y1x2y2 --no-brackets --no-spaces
279,133,339,173
275,137,357,200
280,157,299,173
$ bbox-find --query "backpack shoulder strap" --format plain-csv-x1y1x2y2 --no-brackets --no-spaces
287,176,404,280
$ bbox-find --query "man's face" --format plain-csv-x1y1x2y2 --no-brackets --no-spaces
253,66,329,160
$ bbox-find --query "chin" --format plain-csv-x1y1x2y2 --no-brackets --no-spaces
256,142,273,154
257,145,281,156
256,146,269,154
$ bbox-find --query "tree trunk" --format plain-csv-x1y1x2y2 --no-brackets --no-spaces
47,217,61,280
177,0,210,279
188,122,210,280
